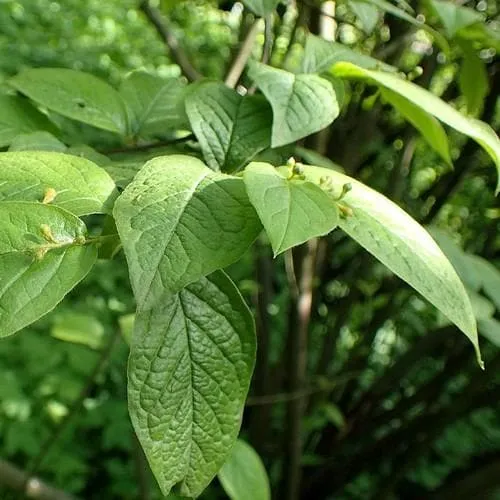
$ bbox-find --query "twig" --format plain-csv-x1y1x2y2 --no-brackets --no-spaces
139,1,201,82
282,239,319,500
225,19,261,89
0,459,78,500
26,329,121,480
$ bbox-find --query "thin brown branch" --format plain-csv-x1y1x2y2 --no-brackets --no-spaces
140,1,202,82
0,459,78,500
225,19,261,89
282,239,319,500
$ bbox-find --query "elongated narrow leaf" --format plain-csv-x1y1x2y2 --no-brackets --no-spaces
185,82,272,172
0,151,117,216
380,88,451,165
332,62,500,192
244,162,339,255
0,95,59,148
248,62,339,147
242,0,279,16
302,34,394,74
114,155,261,309
478,318,500,348
129,271,255,497
290,165,482,365
119,71,187,136
10,68,128,135
218,440,271,500
0,202,97,337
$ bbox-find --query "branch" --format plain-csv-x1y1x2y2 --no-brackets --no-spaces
140,1,201,82
225,19,261,89
0,459,78,500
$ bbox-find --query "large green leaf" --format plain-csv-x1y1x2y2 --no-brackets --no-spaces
301,34,393,74
113,155,261,309
244,162,339,255
0,151,117,216
128,271,255,497
185,82,272,172
218,440,271,500
10,68,128,135
348,0,380,34
293,165,482,365
380,88,451,165
248,62,339,147
0,95,58,148
0,202,97,337
332,62,500,193
119,71,187,137
242,0,279,16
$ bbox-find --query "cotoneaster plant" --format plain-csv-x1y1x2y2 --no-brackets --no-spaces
1,2,500,497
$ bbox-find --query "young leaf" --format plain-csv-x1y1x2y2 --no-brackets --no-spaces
332,62,500,193
0,202,97,337
119,71,187,137
248,62,339,147
8,131,67,152
0,95,58,148
302,34,394,74
348,0,380,34
113,155,261,309
185,82,273,172
429,0,484,39
0,151,118,216
242,0,279,16
128,271,255,498
244,162,339,255
380,88,451,165
218,440,271,500
458,44,488,117
292,165,482,366
10,68,128,135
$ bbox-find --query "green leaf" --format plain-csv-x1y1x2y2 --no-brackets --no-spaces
185,81,272,172
430,0,484,39
8,131,67,152
218,440,271,500
244,162,339,255
478,318,500,348
113,155,261,309
119,71,187,137
458,44,488,117
0,151,118,216
295,146,344,172
51,312,105,349
467,255,500,310
301,34,394,74
10,68,128,135
248,62,339,147
0,202,97,337
128,271,255,498
348,0,380,34
380,88,451,165
0,95,58,148
296,165,482,366
242,0,279,16
332,62,500,193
